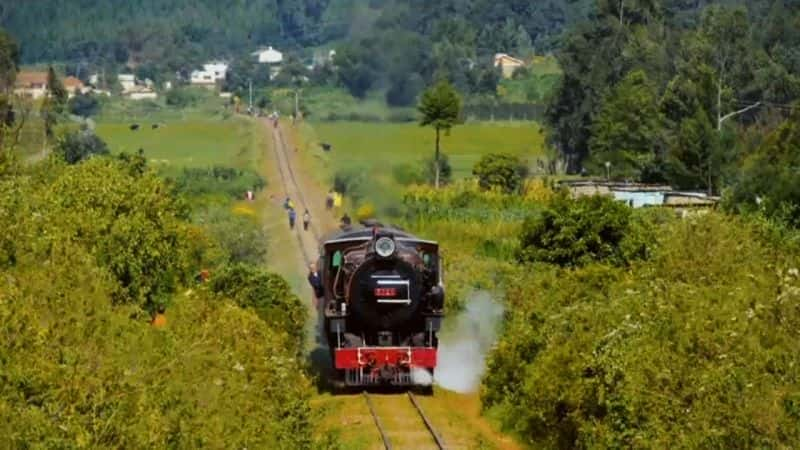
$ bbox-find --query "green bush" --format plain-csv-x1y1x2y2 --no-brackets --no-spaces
518,194,643,267
0,157,194,308
0,158,315,448
195,206,268,266
472,153,528,193
484,213,800,448
333,166,368,203
171,166,265,200
165,87,200,108
56,129,109,164
67,92,101,117
210,263,306,356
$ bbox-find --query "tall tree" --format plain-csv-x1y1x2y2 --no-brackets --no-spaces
418,79,462,188
588,70,663,179
0,29,19,93
41,67,67,142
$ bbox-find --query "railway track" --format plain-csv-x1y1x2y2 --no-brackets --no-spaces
268,120,449,450
364,391,447,450
268,121,322,266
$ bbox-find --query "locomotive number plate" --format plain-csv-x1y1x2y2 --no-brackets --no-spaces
374,287,397,297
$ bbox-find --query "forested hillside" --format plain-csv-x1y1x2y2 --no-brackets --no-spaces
0,0,596,67
546,0,800,191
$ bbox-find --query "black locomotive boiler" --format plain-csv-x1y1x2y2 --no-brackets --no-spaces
319,225,445,387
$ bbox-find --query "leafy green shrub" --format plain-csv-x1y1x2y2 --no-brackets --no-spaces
333,166,368,203
171,166,265,200
56,129,109,164
518,194,642,267
0,157,194,308
484,213,800,448
210,263,306,356
0,159,315,448
392,163,426,186
472,153,528,193
195,206,268,265
0,255,313,448
726,108,800,226
165,86,200,108
67,92,101,117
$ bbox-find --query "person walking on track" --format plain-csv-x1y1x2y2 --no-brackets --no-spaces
303,209,311,231
288,208,296,229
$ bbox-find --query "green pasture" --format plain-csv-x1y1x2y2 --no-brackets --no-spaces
294,120,546,212
302,120,545,177
96,117,261,169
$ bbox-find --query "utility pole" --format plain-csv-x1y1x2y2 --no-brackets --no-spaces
294,89,299,120
248,79,253,115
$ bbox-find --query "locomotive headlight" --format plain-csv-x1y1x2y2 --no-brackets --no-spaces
375,237,396,258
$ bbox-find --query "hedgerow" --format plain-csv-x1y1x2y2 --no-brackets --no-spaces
0,155,315,448
483,212,800,448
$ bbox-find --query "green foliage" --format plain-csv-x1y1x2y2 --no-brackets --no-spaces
171,166,265,200
0,157,194,308
195,206,268,266
418,79,463,132
419,79,462,187
0,150,315,448
334,44,377,99
67,92,101,117
210,263,306,356
588,70,663,179
727,107,800,226
484,213,800,448
332,165,368,203
0,28,19,91
517,194,645,267
472,153,527,193
56,129,110,164
0,256,313,448
165,87,201,108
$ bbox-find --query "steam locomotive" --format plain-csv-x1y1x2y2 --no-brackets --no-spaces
319,224,444,388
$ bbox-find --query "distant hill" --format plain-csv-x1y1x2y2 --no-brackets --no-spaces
0,0,596,68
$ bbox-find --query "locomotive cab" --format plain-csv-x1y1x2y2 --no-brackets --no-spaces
320,226,444,388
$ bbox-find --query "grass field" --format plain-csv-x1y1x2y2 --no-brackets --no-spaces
302,120,544,176
292,120,546,211
96,117,261,169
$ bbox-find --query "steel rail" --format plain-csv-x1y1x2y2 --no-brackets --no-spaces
274,127,323,242
363,392,393,450
269,123,315,266
408,391,446,450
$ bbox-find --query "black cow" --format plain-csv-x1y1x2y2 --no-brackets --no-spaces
321,143,332,151
130,124,140,131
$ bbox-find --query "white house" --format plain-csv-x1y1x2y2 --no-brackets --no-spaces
252,46,283,64
118,74,136,93
190,61,228,87
493,53,526,78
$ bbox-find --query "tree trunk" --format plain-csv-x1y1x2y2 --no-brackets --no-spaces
434,127,441,189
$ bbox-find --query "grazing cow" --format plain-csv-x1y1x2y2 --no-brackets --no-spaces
321,143,332,151
130,124,140,131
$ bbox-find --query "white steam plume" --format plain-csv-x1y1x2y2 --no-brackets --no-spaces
434,291,504,393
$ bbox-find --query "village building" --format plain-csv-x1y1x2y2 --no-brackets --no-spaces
63,76,86,97
558,180,719,210
493,53,526,78
190,61,228,88
13,71,48,99
252,46,283,64
118,74,136,93
127,87,158,100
